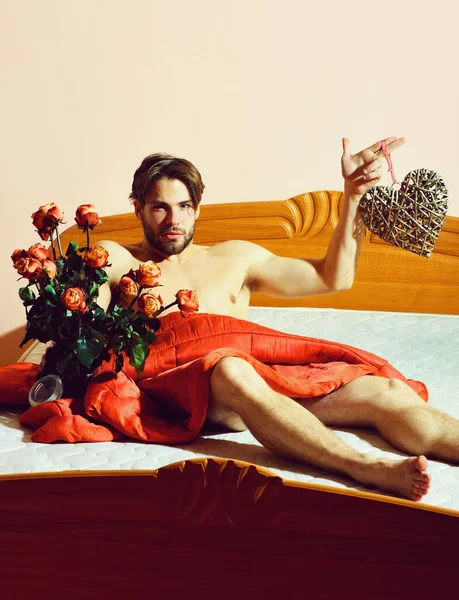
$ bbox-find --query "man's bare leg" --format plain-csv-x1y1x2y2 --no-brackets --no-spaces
208,357,431,501
301,375,459,462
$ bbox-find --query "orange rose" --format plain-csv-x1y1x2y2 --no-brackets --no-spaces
11,249,28,264
136,261,161,288
176,289,199,317
75,204,101,228
137,293,163,318
27,243,50,261
119,276,139,298
31,202,64,240
85,245,109,269
41,259,57,279
14,257,42,280
61,287,87,313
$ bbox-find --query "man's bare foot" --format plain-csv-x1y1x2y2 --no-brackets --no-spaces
356,455,431,501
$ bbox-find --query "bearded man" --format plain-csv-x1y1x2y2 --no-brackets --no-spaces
93,138,459,502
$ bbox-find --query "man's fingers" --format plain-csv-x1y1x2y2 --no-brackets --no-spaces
384,136,407,154
363,158,385,173
366,136,405,155
364,166,384,181
367,140,384,153
342,137,351,156
382,136,397,147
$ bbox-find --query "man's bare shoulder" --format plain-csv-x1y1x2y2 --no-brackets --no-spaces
98,240,141,280
98,239,131,253
98,239,145,261
206,239,270,259
205,241,272,272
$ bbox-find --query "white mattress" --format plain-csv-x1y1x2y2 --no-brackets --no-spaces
2,307,459,511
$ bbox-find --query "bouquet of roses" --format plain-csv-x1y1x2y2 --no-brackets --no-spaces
12,202,199,386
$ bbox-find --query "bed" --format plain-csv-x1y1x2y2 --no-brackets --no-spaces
1,190,459,599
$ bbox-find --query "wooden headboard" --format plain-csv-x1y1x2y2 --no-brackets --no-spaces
60,191,459,315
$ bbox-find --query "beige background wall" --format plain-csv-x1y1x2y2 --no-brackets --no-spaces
1,0,458,365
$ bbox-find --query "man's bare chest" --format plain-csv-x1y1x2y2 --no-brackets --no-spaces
116,250,250,316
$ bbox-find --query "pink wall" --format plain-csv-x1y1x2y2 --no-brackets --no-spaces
2,0,458,364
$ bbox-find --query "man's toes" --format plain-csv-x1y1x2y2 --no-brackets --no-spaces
415,455,428,472
413,471,431,484
410,491,424,502
413,481,429,493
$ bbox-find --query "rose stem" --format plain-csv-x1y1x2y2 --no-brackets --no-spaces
50,231,57,261
55,225,63,258
162,300,178,311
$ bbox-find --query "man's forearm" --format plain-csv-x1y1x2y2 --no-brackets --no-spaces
319,185,365,291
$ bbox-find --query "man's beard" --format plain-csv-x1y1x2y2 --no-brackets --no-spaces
142,221,196,256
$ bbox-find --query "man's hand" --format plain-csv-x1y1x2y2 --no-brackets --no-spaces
341,137,406,198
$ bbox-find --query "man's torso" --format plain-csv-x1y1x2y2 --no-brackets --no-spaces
101,239,257,319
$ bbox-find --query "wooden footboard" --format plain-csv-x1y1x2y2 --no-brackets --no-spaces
1,459,458,599
60,191,459,314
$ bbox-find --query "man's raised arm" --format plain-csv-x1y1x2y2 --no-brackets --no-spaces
246,137,406,299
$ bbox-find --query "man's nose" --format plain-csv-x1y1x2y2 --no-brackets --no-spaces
165,208,180,226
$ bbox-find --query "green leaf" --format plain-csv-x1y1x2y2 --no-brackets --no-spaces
66,241,79,255
127,342,148,378
76,336,100,369
131,331,143,344
19,286,36,302
93,304,106,316
19,329,36,347
44,284,56,296
66,252,84,274
45,297,58,310
94,269,109,284
145,330,156,345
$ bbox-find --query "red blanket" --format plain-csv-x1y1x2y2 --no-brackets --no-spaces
0,313,427,444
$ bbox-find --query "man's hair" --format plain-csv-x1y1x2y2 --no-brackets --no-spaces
129,153,205,209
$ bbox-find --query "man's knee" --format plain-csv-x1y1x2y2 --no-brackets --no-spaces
382,378,423,400
208,357,255,431
367,377,425,415
211,356,258,394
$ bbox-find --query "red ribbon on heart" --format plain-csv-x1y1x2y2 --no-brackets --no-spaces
381,140,397,185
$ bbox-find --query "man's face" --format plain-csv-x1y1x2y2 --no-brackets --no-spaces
136,178,199,256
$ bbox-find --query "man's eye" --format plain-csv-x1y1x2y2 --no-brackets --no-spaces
181,203,192,209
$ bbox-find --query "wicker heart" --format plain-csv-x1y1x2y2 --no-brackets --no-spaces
359,169,448,257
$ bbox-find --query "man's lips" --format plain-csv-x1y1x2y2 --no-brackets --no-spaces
161,231,183,240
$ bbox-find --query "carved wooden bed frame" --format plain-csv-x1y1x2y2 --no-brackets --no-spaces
60,190,459,314
2,192,459,599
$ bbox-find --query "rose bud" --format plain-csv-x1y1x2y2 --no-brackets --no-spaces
45,203,64,224
14,257,42,280
61,287,87,312
118,276,139,298
176,289,199,317
41,259,57,279
75,204,101,229
136,261,161,288
85,245,109,269
137,293,163,318
11,249,29,264
27,243,50,261
32,202,64,239
31,204,51,230
32,202,64,228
